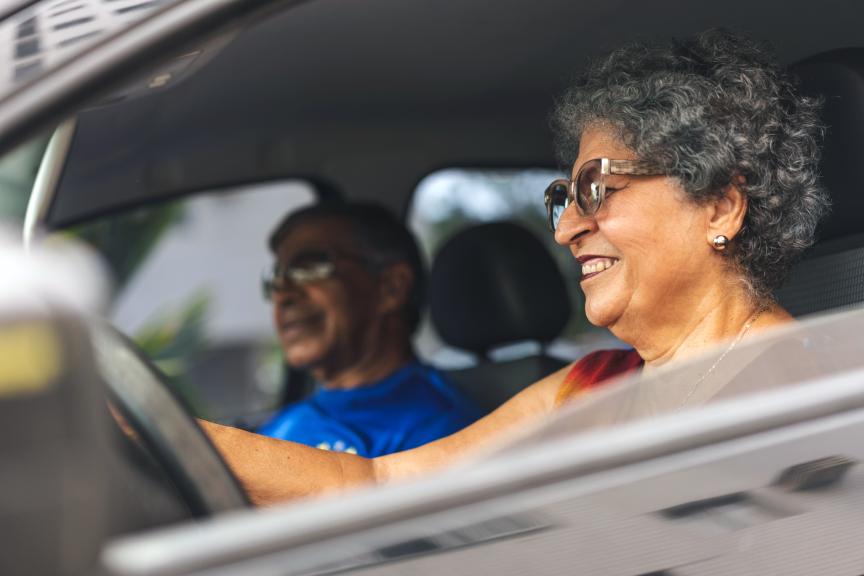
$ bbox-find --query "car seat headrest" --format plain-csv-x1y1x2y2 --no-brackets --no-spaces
428,221,570,356
791,48,864,242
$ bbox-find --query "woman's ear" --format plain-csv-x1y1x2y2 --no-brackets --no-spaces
376,263,414,315
706,176,748,246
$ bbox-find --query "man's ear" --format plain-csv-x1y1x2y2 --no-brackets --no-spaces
376,263,413,315
706,176,748,246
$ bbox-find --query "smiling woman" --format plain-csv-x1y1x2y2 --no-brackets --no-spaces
201,28,830,506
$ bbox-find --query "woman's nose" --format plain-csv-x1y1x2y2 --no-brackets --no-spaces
553,202,596,246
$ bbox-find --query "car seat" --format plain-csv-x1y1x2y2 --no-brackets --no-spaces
0,312,114,576
428,221,571,411
777,49,864,315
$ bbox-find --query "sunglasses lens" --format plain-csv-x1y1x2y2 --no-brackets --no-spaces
263,251,338,299
288,261,335,284
576,160,603,214
291,251,338,282
546,181,570,230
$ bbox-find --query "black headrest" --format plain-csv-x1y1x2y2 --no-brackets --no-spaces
428,221,570,355
791,49,864,242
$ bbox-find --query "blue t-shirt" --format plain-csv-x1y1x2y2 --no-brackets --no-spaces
257,361,483,457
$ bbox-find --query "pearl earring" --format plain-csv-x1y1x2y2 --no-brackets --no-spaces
712,235,729,250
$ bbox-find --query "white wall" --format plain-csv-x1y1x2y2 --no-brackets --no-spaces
110,181,314,343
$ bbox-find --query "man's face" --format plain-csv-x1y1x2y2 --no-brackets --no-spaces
270,217,382,374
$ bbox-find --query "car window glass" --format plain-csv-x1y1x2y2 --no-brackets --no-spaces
0,131,49,224
61,181,316,425
0,0,178,97
407,168,622,369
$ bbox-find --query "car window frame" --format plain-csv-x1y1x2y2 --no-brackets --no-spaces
0,0,302,175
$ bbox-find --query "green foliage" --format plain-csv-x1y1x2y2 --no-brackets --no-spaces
67,200,214,416
134,291,212,417
70,203,184,288
253,338,289,405
0,133,50,223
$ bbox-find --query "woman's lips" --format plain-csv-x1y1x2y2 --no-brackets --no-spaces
578,256,619,281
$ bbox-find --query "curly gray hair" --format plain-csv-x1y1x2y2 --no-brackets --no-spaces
552,29,828,300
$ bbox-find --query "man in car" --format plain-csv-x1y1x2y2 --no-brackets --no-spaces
257,202,482,457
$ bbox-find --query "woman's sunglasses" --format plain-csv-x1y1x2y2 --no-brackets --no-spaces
544,158,664,231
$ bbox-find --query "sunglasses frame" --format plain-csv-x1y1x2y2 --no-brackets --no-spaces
544,158,664,231
261,249,369,300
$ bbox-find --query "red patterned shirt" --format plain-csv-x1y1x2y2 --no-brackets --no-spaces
555,349,644,407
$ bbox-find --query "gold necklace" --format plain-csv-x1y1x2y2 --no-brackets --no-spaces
676,308,764,411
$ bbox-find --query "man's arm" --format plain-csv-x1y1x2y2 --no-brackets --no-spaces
203,366,566,506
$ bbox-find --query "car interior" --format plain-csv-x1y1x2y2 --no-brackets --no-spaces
429,220,572,411
2,0,864,564
776,48,864,316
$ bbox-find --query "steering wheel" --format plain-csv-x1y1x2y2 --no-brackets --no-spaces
89,320,250,517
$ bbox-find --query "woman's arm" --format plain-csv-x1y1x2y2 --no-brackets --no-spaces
375,364,565,482
201,420,377,504
203,364,568,506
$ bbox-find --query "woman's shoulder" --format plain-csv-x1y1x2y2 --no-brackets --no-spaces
555,349,644,406
493,349,644,420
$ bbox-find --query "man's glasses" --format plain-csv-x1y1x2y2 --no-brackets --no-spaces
261,249,366,300
544,158,664,230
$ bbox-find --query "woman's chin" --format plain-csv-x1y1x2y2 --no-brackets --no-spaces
583,300,621,328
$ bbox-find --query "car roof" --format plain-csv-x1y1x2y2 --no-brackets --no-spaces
12,0,860,228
